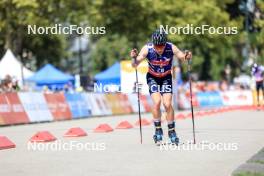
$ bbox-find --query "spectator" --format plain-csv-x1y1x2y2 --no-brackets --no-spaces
252,63,264,106
2,75,14,92
12,77,20,91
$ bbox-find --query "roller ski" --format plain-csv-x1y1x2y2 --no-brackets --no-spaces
168,122,179,145
153,121,163,145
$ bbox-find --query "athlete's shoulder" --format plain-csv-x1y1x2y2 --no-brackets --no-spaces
146,42,153,48
166,42,176,47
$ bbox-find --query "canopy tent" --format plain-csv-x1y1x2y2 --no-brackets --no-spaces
26,64,74,89
0,49,34,84
94,62,121,92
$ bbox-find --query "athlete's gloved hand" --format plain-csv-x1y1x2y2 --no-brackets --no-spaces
130,48,138,68
184,50,192,61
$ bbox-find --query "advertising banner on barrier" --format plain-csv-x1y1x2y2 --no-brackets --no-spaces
120,60,149,94
64,93,91,118
97,94,112,115
18,92,53,122
117,94,133,114
83,93,103,116
127,94,146,113
139,94,152,112
0,93,29,125
178,92,199,109
44,93,72,120
104,94,126,114
196,92,223,107
221,90,253,106
0,115,4,125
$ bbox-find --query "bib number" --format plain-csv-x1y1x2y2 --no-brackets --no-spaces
159,68,164,73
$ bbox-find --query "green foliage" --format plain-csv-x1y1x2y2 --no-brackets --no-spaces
89,34,132,74
0,0,90,68
0,0,263,80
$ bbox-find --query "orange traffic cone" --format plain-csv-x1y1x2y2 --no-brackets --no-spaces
0,136,16,150
64,127,87,137
94,124,114,133
30,131,57,142
116,121,133,129
135,118,151,126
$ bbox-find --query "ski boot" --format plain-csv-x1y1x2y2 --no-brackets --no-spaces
153,121,163,145
168,122,179,145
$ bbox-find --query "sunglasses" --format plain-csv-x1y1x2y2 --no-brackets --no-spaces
154,45,165,49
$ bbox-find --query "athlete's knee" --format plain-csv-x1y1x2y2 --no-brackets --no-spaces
153,100,161,110
163,101,172,111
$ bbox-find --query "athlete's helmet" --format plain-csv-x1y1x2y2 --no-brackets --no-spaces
152,29,167,45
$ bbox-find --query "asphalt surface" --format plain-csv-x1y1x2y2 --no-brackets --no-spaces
0,109,264,176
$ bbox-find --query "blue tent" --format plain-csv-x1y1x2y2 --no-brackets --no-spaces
27,64,74,89
94,62,120,90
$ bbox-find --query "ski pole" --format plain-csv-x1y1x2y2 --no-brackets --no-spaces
134,57,143,144
187,56,196,144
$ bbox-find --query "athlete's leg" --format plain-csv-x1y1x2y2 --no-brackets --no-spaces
147,73,162,120
151,92,164,143
160,74,174,122
256,82,260,106
162,93,174,122
147,73,164,143
162,93,179,144
151,92,162,120
261,82,264,106
161,75,179,144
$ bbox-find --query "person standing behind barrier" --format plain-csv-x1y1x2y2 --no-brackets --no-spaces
252,63,264,106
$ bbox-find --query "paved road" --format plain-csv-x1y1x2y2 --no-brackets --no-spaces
0,110,264,176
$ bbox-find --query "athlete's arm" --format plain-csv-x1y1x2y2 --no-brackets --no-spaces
172,44,192,61
131,45,148,68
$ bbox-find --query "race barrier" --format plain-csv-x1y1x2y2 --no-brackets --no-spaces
179,90,257,110
196,91,223,108
0,93,29,124
19,92,53,122
0,90,262,126
44,93,72,121
64,93,91,119
220,90,253,106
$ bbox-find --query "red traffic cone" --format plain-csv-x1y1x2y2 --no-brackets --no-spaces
64,127,87,137
94,124,114,133
116,121,133,129
0,136,16,150
135,118,151,126
30,131,57,142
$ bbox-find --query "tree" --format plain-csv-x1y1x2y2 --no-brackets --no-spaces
0,0,90,69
